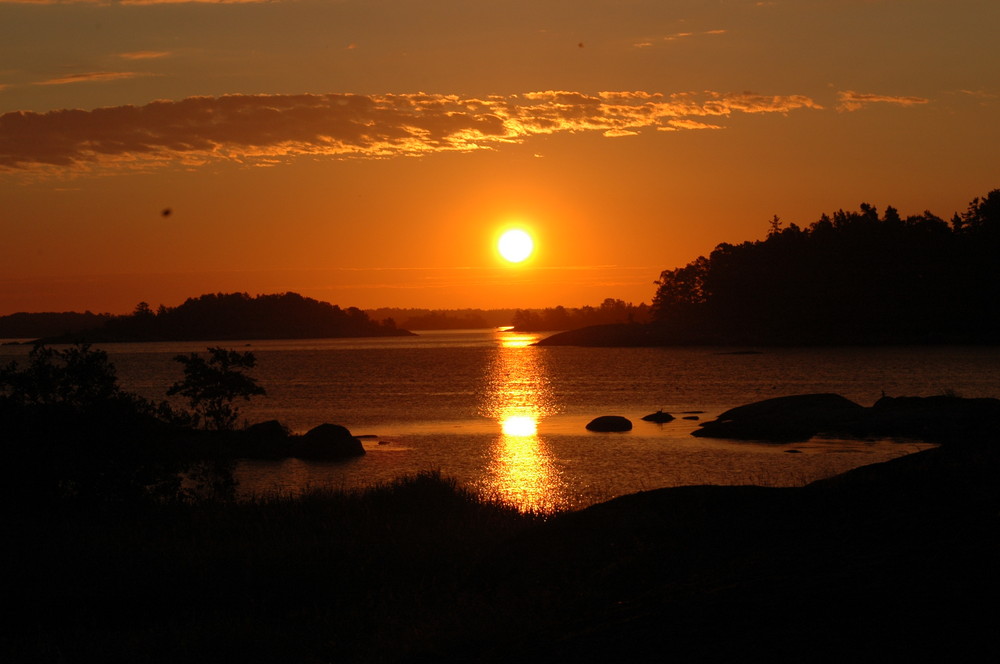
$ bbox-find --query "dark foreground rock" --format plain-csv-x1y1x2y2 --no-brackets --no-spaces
586,415,633,432
461,442,1000,662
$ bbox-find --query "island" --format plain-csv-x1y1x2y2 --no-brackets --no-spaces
25,291,414,343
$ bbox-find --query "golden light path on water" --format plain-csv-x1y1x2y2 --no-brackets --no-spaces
476,331,570,512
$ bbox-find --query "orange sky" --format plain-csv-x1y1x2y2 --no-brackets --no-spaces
2,0,998,314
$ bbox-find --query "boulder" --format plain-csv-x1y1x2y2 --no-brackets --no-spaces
586,415,633,432
291,423,366,460
240,419,292,458
864,395,1000,443
693,393,865,442
246,419,289,441
641,410,675,423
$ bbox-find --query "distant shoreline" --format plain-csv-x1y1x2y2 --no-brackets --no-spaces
535,322,1000,347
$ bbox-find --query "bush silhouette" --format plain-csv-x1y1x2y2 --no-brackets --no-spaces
0,345,185,506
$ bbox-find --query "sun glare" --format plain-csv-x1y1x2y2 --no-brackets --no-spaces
498,229,534,263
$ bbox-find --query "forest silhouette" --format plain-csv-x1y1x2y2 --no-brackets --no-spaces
651,189,1000,344
544,189,1000,346
29,291,411,343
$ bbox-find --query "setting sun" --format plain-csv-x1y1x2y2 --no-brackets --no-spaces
498,229,534,263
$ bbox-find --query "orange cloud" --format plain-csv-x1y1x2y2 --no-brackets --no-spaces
0,90,823,172
35,71,150,85
836,90,930,112
117,51,171,60
662,119,724,131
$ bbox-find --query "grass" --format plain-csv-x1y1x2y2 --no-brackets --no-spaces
5,471,545,663
6,443,1000,663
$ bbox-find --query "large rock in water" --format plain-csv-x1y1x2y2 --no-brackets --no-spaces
241,419,292,458
865,395,1000,443
291,423,366,460
693,393,865,442
586,415,633,432
641,410,675,423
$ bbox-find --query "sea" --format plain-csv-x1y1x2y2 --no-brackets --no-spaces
4,329,1000,511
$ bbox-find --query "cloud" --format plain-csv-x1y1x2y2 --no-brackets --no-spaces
635,29,727,46
661,119,724,131
836,90,930,112
117,51,171,60
35,71,151,86
0,90,823,172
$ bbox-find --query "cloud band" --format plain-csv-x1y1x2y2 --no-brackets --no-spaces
1,90,823,172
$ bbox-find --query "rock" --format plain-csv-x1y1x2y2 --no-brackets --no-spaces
233,419,291,458
682,415,700,421
586,415,633,432
693,393,1000,445
693,393,865,442
291,423,366,459
641,410,675,423
865,395,1000,443
246,419,289,441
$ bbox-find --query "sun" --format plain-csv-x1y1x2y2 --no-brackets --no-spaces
498,229,534,263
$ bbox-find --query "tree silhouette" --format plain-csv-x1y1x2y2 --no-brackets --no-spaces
649,189,1000,344
168,347,266,431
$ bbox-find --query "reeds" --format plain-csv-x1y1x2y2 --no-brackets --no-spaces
6,471,544,663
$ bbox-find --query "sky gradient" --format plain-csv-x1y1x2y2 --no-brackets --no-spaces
2,0,998,314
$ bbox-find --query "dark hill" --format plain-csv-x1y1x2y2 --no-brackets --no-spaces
35,292,414,343
457,441,999,662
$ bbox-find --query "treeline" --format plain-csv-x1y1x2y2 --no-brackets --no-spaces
0,311,110,340
38,292,412,343
366,307,514,330
651,189,1000,344
511,298,652,331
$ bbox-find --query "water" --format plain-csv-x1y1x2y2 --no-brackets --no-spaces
4,330,999,510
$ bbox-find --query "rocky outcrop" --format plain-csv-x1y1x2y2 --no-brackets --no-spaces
863,395,1000,442
693,393,866,442
536,324,668,347
641,410,675,423
693,393,1000,444
586,416,633,432
290,423,366,460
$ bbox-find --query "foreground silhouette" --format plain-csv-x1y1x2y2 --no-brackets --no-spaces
5,364,998,661
5,443,996,662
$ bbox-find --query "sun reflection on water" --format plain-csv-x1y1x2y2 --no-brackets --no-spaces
477,331,568,512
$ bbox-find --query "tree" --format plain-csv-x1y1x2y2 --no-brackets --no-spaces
0,344,188,506
168,347,266,431
1,343,125,410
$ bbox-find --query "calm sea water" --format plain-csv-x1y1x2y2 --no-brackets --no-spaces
4,330,999,510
